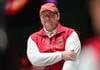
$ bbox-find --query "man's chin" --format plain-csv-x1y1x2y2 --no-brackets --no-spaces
46,28,53,32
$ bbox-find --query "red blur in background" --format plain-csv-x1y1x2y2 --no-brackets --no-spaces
5,0,28,15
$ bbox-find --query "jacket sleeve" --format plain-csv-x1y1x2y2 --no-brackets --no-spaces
27,36,62,66
62,31,81,70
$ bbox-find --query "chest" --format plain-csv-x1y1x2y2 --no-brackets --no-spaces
37,34,66,52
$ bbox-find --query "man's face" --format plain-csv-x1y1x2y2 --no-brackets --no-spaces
40,10,59,32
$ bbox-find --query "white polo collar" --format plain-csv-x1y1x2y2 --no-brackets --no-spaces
44,28,57,38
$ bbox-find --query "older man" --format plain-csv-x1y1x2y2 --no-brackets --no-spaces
27,3,81,70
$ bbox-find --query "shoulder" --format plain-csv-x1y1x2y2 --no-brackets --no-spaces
58,24,75,33
29,29,43,41
62,25,76,35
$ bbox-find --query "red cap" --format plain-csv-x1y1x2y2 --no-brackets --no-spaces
40,3,59,14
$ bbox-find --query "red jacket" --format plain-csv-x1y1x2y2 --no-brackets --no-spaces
31,23,74,70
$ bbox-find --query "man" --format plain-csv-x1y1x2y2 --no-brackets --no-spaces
27,3,81,70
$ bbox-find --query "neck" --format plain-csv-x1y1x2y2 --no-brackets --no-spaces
44,27,56,32
46,28,56,32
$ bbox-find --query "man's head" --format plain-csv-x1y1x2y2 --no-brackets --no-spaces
40,3,60,32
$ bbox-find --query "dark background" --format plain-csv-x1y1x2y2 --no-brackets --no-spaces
0,0,93,70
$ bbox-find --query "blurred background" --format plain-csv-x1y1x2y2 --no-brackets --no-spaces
0,0,99,70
